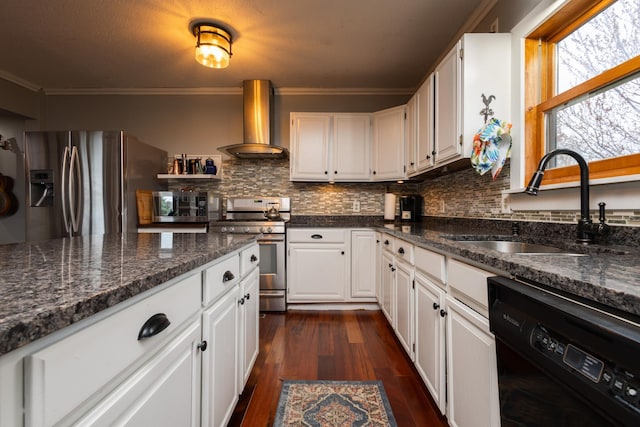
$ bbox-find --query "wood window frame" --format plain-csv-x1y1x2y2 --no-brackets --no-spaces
524,0,640,186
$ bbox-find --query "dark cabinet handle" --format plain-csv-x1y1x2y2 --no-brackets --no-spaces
197,340,208,352
311,234,323,239
440,309,447,317
334,170,338,174
376,239,380,243
138,313,170,340
384,240,390,245
391,267,396,272
433,303,440,310
324,171,328,174
239,297,245,305
250,254,258,262
388,263,393,268
245,293,251,300
341,251,345,255
373,171,377,175
398,247,405,255
223,271,235,282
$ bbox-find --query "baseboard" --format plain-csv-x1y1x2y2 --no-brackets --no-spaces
286,303,381,311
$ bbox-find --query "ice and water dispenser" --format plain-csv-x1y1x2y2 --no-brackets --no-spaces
29,169,54,207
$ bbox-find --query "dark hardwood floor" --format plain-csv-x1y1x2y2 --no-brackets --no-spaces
229,309,450,427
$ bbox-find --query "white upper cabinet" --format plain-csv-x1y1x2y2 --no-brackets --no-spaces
406,75,435,176
290,113,371,181
372,105,406,180
290,113,331,180
434,33,511,167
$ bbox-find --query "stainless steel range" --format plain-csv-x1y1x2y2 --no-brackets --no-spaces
209,197,290,312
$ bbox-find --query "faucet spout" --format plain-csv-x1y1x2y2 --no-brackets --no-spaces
525,149,597,244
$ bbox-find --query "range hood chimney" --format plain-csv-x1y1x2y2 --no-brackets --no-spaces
217,80,288,159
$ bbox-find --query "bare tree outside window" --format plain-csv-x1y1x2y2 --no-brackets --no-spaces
547,0,640,168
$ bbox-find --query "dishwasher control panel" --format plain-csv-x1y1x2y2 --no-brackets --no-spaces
531,324,640,412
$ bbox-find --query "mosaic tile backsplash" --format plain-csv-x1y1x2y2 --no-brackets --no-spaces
167,158,639,226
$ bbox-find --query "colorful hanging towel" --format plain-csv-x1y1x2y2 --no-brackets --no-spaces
470,118,512,180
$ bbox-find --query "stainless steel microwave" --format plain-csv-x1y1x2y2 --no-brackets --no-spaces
152,191,217,222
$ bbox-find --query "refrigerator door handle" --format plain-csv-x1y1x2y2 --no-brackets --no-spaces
61,146,71,234
69,145,81,233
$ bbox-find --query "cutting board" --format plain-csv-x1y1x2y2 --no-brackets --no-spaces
135,190,153,225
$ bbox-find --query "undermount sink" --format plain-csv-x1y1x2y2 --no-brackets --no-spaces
454,240,587,256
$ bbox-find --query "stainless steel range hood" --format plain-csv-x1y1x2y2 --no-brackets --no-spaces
218,80,288,159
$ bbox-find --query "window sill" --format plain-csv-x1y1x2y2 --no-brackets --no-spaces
504,174,640,212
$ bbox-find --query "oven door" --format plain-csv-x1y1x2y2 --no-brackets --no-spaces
258,234,286,311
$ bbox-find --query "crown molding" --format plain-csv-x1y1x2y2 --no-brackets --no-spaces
0,70,41,92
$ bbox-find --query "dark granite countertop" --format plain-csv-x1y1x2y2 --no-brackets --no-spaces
0,232,258,356
289,216,640,320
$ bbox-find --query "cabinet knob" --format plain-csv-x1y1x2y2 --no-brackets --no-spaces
334,170,338,174
137,313,171,341
388,263,393,268
239,297,245,305
324,171,328,174
341,251,345,255
391,267,396,272
426,155,431,160
250,254,258,262
223,270,235,282
384,240,390,246
245,293,251,300
397,247,405,255
432,303,440,310
197,340,208,352
410,162,415,166
440,309,447,317
373,171,377,175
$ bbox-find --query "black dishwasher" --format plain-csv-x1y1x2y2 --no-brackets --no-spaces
488,276,640,427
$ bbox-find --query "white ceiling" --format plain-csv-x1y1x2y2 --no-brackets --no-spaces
0,0,491,93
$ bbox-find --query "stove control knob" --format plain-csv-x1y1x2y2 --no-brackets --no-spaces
266,227,272,233
243,227,250,233
220,227,227,233
228,227,235,233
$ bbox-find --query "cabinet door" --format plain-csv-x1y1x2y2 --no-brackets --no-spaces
414,273,446,414
287,243,347,302
405,93,417,175
290,113,331,180
446,296,500,427
372,105,405,180
394,259,414,360
415,74,435,171
74,321,202,427
201,288,240,427
350,230,377,299
238,268,259,389
434,42,462,166
380,251,395,325
332,114,371,181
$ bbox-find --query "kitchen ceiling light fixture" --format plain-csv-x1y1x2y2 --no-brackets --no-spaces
191,22,232,69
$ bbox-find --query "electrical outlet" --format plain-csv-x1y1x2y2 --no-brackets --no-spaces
490,18,499,33
352,201,361,212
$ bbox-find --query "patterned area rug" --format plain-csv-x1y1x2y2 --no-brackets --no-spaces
273,380,398,427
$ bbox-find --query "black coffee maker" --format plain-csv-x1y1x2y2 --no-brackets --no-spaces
399,195,423,222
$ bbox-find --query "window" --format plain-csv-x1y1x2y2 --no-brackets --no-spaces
525,0,640,185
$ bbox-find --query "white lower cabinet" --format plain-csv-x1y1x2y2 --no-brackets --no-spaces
74,320,202,427
201,286,240,427
287,229,348,302
414,271,446,414
350,230,377,299
380,250,395,324
238,267,259,389
445,295,500,427
394,258,414,359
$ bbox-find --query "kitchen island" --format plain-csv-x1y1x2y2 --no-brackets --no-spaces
0,232,258,356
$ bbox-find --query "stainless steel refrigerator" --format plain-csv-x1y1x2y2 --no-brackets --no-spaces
25,131,168,241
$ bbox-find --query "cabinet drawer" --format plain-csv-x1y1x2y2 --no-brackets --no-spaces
415,246,446,285
203,254,240,306
288,228,346,243
447,259,493,317
394,238,414,264
381,235,395,253
240,243,260,276
25,273,201,427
